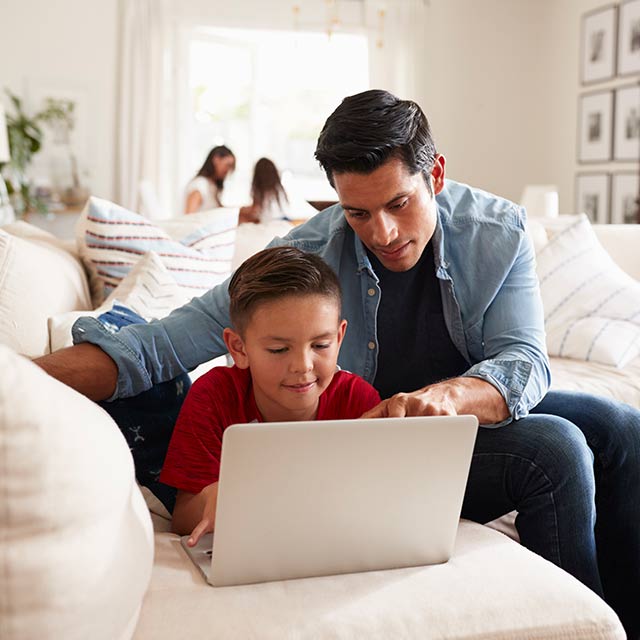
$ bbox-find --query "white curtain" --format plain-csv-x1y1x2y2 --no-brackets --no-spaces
366,0,429,103
116,0,168,217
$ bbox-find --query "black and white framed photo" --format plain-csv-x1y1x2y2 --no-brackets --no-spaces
617,0,640,75
614,84,640,160
578,91,614,162
581,5,617,83
576,173,611,223
611,172,640,223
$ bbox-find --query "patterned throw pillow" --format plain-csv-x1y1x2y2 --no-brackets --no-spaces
48,251,193,353
536,214,640,368
76,197,238,303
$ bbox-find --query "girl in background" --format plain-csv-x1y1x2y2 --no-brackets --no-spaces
239,157,289,224
185,145,236,214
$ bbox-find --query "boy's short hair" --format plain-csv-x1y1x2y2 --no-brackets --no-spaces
228,246,342,334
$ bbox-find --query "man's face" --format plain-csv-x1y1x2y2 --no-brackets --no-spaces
333,155,445,272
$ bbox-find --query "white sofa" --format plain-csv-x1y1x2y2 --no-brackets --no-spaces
1,212,637,640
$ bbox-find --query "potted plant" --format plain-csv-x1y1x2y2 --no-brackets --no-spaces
2,90,47,215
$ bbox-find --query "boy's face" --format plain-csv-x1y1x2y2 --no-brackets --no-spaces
224,294,346,422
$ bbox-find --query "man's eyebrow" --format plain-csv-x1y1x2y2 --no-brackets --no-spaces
342,191,411,212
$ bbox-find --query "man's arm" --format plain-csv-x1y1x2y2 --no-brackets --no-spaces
34,343,118,401
361,377,508,424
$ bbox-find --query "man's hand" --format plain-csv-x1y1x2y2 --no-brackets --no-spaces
186,483,219,547
361,377,510,425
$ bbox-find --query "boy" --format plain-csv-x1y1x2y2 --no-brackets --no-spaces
160,246,381,546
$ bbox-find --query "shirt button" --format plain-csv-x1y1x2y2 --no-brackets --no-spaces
367,288,376,296
368,341,376,350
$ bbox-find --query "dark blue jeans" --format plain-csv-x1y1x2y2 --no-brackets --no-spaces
462,390,640,639
99,373,191,514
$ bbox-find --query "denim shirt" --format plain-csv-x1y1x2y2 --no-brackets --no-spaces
73,179,550,426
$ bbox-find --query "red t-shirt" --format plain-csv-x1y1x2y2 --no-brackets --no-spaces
160,366,381,494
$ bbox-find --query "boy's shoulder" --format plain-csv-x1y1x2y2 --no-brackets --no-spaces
189,365,252,405
320,370,380,420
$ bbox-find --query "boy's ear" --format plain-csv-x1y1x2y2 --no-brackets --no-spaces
336,319,347,347
223,328,250,369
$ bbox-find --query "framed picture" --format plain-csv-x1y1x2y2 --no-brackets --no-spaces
578,90,614,162
575,173,611,223
611,172,640,223
614,84,640,160
617,0,640,75
581,5,617,83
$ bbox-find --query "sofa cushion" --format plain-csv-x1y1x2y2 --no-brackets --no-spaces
0,345,153,640
536,214,640,368
76,197,238,304
133,522,624,640
0,228,92,358
48,251,193,352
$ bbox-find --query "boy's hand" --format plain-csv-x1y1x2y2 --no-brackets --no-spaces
187,482,219,547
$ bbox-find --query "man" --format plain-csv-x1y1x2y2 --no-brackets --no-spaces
37,90,640,637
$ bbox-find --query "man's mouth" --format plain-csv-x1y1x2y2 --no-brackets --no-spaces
377,241,410,260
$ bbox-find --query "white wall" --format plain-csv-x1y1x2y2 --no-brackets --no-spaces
417,0,554,204
1,0,630,214
0,0,118,201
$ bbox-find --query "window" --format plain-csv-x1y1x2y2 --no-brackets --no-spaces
178,26,369,208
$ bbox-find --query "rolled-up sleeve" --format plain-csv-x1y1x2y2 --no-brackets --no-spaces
72,279,233,400
462,230,551,427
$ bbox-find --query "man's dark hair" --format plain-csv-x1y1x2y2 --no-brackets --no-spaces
228,246,342,334
314,89,437,192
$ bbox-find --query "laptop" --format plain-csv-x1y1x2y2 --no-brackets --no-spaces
180,415,478,587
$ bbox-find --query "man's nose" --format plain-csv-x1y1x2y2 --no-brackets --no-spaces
370,212,398,246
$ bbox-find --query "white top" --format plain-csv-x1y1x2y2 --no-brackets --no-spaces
259,192,318,223
185,176,219,212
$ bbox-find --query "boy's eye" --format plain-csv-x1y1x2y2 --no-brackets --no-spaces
267,347,288,354
313,343,331,350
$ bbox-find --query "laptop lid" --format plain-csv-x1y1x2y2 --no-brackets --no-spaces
188,415,478,587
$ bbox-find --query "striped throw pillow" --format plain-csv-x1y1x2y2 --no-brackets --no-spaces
536,214,640,368
76,197,237,303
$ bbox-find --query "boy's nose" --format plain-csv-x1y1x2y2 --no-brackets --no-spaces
290,351,313,373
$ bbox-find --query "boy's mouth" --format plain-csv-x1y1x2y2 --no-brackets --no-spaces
283,380,317,393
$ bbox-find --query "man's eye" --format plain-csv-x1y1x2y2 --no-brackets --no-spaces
391,199,408,210
347,210,367,219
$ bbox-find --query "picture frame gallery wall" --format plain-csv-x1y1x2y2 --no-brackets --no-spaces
578,0,640,224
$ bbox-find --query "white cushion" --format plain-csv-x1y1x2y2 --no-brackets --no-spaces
76,197,238,304
536,214,640,368
0,345,153,640
133,522,623,640
0,228,92,358
48,251,193,352
232,220,294,270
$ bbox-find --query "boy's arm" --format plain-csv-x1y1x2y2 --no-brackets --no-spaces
171,482,219,546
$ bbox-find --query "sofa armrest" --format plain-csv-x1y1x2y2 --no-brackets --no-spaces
593,224,640,280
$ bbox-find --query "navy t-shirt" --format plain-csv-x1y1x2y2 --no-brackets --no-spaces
370,243,469,399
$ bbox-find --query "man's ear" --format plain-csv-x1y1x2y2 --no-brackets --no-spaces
431,154,446,195
223,328,250,369
336,319,347,347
